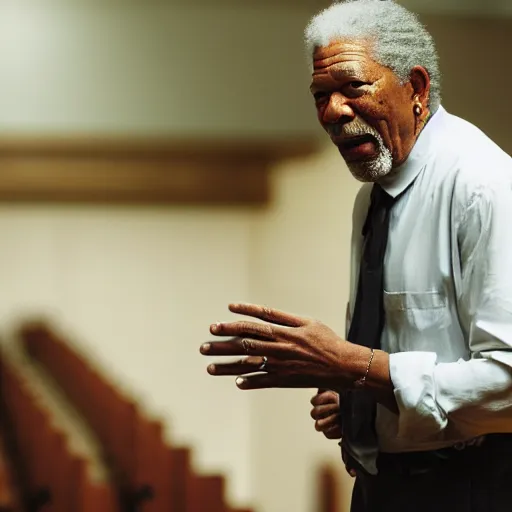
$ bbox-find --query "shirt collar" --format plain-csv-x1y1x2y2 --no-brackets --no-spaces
378,105,447,198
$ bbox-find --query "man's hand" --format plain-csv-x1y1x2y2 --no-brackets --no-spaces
200,303,366,390
310,390,342,439
310,390,357,477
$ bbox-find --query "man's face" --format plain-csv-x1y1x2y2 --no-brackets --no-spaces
311,39,420,182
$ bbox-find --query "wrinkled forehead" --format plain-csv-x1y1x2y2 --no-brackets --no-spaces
312,38,375,68
311,39,383,80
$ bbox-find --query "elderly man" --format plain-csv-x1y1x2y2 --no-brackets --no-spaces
200,1,512,510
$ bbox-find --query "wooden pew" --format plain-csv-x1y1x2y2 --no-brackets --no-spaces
20,322,255,512
317,463,341,512
0,351,119,512
20,326,148,507
0,429,20,512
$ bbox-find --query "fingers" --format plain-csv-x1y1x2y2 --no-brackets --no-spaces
228,303,306,328
203,304,307,364
323,425,343,440
210,320,279,339
347,467,357,478
310,390,339,407
207,356,269,376
235,373,276,390
235,373,318,390
314,413,340,432
310,403,339,420
342,448,357,478
200,338,290,357
311,390,342,440
311,410,342,439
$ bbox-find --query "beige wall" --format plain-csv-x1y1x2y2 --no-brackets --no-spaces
0,3,510,512
402,0,512,18
0,1,320,139
422,15,512,154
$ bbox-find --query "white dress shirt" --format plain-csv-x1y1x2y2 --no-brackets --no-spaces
347,106,512,453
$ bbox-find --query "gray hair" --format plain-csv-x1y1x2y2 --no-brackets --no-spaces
304,0,441,112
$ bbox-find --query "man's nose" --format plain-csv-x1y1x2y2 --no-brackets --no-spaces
322,93,355,125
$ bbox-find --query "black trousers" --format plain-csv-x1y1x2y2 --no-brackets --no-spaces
350,435,512,512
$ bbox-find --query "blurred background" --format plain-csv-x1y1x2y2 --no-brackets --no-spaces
0,1,509,511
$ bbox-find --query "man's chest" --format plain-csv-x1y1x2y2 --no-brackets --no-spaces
379,183,467,358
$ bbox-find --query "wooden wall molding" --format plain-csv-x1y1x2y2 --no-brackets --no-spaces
0,137,319,206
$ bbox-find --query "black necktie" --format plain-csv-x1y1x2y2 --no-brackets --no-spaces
341,184,397,475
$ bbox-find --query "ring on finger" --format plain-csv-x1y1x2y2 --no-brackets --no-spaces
241,338,251,355
258,356,268,372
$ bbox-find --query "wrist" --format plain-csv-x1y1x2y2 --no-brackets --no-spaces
340,344,397,412
341,343,374,384
353,348,375,389
343,344,392,390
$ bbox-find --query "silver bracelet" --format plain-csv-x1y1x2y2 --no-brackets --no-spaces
354,349,375,389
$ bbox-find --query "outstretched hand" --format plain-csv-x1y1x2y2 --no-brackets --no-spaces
200,303,364,390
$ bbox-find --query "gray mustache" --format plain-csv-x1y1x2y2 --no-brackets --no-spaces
326,122,379,139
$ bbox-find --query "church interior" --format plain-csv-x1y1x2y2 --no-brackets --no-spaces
0,1,509,511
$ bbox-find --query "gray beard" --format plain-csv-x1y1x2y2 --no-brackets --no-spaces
329,120,393,183
345,135,393,183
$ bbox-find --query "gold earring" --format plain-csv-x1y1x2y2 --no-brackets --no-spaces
413,102,423,116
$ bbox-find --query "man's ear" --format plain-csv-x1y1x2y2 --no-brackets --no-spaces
410,65,431,109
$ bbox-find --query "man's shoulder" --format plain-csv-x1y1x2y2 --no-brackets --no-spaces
440,111,510,171
451,157,510,213
434,111,511,210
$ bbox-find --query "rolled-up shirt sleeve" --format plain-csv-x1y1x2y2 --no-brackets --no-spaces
389,177,512,441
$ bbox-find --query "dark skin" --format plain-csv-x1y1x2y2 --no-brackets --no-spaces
200,39,432,434
310,390,342,439
201,303,397,413
311,39,430,166
311,389,356,476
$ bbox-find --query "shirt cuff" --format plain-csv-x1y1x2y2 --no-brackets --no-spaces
389,351,448,440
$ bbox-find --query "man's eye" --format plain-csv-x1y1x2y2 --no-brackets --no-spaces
349,81,366,89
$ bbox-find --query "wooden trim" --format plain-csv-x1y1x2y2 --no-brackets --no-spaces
0,137,318,206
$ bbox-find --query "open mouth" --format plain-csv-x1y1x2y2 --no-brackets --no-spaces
337,134,376,150
335,134,378,161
